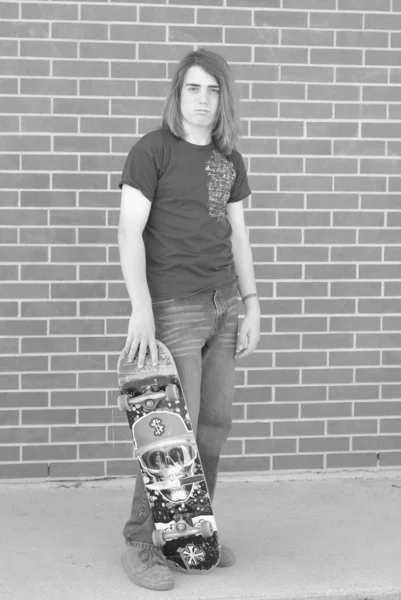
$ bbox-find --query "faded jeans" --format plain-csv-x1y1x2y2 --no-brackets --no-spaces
123,281,239,545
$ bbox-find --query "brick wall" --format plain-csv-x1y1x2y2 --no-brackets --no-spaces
2,0,401,480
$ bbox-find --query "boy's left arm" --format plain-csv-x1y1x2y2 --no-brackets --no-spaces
226,200,261,360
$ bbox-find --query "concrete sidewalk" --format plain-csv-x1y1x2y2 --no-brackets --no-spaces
1,474,401,600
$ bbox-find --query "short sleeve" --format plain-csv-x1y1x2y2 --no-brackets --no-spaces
228,152,251,203
119,145,158,203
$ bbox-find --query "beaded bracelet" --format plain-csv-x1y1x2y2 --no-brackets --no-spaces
242,293,258,303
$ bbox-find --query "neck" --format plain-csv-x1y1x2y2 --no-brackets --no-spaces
182,122,212,146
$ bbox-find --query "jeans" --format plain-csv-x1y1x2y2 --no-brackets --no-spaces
123,281,239,545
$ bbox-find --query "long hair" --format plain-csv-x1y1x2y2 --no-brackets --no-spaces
162,49,240,156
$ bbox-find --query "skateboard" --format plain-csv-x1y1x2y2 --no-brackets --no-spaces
117,340,220,572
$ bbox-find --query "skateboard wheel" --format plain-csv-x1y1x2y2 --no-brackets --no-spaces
166,383,179,402
152,529,165,547
117,395,130,412
200,520,214,539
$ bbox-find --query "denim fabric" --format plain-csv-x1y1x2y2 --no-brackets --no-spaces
123,281,239,544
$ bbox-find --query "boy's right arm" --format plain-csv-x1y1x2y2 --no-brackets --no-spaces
118,184,158,368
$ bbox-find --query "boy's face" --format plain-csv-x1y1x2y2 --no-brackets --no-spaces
180,65,220,134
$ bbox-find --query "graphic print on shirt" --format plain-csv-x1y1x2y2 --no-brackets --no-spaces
205,151,236,222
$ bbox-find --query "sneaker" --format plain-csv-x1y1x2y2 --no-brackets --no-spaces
121,543,174,591
217,544,236,568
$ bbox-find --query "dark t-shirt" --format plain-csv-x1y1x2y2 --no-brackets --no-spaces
119,127,251,300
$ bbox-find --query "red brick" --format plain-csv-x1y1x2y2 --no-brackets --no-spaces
306,299,356,314
250,228,301,244
0,302,18,317
276,386,326,403
380,418,401,433
333,248,382,263
0,463,48,479
331,317,380,332
52,391,106,408
51,426,105,443
282,66,334,83
337,30,388,48
78,372,116,389
307,122,358,137
107,425,131,443
277,247,328,262
246,439,296,454
0,339,18,354
82,4,137,21
0,135,49,153
276,351,327,368
334,140,386,156
23,444,77,461
383,317,401,331
22,373,76,390
276,282,328,298
0,173,50,189
330,351,380,367
354,435,401,451
356,333,401,348
356,368,401,383
302,369,353,385
0,446,20,462
225,27,278,46
0,41,17,58
228,0,278,6
300,437,350,453
307,230,357,245
328,419,377,435
256,47,308,65
0,96,50,115
359,299,401,314
281,176,332,192
220,456,271,472
273,454,324,470
331,282,381,297
302,401,353,419
250,157,302,174
49,461,105,479
0,375,18,390
255,10,307,28
0,116,19,131
21,78,77,96
1,391,48,409
280,140,330,155
235,387,272,404
0,410,19,426
305,265,356,280
21,41,77,59
0,265,18,281
327,453,376,468
248,369,299,386
281,27,334,46
106,459,137,477
0,427,48,444
380,452,401,467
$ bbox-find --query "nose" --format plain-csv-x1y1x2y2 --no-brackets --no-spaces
199,89,208,104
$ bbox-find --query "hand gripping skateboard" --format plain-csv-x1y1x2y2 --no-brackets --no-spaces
117,340,220,572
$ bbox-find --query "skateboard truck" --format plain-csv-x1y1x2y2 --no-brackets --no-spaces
152,518,214,547
118,382,179,413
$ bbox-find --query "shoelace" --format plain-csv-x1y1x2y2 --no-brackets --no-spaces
138,546,167,569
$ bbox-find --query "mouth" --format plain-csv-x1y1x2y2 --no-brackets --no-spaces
195,109,209,113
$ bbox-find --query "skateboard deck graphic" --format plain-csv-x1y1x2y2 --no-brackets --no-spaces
117,340,220,572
